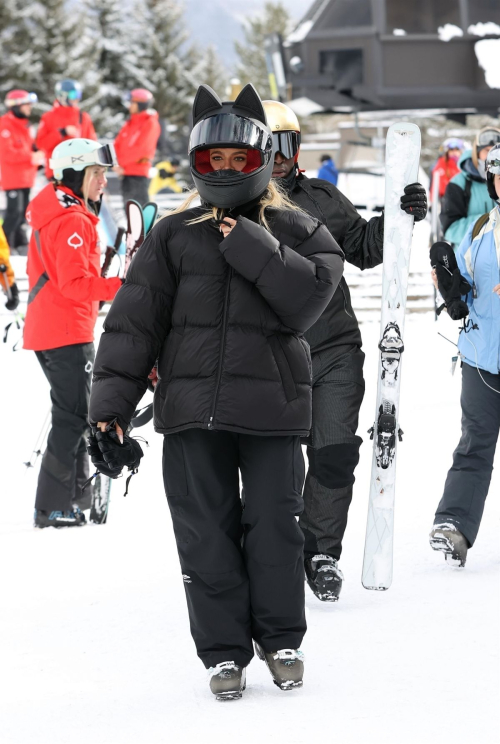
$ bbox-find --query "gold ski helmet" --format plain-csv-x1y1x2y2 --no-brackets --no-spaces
262,100,301,162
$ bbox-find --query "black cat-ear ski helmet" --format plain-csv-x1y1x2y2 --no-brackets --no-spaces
189,83,274,209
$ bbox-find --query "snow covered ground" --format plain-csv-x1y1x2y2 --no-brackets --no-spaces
1,231,499,744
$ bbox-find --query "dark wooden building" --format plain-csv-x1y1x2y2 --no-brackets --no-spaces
284,0,500,114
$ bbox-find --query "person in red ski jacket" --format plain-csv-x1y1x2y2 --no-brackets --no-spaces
430,138,464,202
35,79,97,180
114,88,161,207
0,90,44,254
24,138,122,529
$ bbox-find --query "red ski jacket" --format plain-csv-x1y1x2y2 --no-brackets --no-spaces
36,102,97,179
430,155,460,200
23,184,122,351
114,110,161,177
0,111,38,190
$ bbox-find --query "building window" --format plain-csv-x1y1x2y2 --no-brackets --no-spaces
387,0,460,34
469,0,500,26
323,0,373,28
319,49,363,91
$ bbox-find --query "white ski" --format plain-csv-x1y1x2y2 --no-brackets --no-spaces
362,122,421,591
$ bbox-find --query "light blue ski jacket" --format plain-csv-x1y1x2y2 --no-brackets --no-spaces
457,205,500,375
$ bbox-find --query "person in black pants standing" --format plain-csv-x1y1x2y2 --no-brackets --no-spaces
88,84,344,700
262,100,428,601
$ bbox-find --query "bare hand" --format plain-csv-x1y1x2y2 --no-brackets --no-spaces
97,421,124,444
31,151,45,166
113,165,125,176
219,217,237,238
493,284,500,297
148,367,158,388
65,125,79,137
431,268,439,291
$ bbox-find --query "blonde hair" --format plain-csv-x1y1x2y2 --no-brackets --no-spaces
164,179,306,232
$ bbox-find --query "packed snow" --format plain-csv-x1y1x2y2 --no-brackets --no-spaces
438,24,463,42
0,223,498,744
475,39,500,89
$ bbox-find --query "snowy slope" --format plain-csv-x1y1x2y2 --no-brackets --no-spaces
0,240,498,743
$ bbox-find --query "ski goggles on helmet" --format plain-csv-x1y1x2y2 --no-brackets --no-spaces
271,130,301,159
50,143,117,172
190,114,272,172
477,129,500,149
5,91,38,107
443,137,464,151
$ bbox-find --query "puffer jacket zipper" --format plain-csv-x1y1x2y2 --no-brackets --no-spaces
208,267,232,429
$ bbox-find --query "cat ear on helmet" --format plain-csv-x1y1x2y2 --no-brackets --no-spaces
233,84,266,125
192,85,223,125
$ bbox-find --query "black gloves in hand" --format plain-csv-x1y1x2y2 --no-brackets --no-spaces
430,241,471,320
400,183,427,222
5,282,20,311
87,427,144,478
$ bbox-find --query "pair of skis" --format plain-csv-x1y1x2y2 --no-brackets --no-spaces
362,123,421,590
90,199,158,523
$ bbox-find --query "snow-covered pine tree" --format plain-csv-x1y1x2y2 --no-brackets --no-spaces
82,0,141,137
135,0,197,127
0,0,94,115
234,1,292,99
192,45,229,101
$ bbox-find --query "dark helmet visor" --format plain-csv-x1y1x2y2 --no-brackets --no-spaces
272,130,300,159
189,113,271,153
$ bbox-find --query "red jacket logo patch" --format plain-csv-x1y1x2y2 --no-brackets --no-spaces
68,232,84,249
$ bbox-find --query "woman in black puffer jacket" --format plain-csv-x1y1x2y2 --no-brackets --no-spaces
88,85,344,699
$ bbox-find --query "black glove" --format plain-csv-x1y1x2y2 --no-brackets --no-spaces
5,282,20,311
400,183,427,222
430,241,471,320
158,168,169,179
87,426,144,478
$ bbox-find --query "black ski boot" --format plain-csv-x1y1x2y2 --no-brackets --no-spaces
254,643,304,690
34,507,86,528
208,661,246,701
429,523,468,567
305,554,343,602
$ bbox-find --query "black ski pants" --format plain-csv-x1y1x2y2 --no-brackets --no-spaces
434,362,500,547
121,175,150,209
3,187,30,253
162,429,306,669
299,346,365,560
34,343,94,513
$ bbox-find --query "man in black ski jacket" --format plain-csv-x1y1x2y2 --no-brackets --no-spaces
263,101,427,601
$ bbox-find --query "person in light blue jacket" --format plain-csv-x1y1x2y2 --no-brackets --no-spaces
430,144,500,568
317,154,338,186
440,127,500,249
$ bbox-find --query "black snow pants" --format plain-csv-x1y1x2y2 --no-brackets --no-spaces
299,346,365,560
434,362,500,547
162,428,306,669
3,187,30,254
121,175,150,209
34,343,95,513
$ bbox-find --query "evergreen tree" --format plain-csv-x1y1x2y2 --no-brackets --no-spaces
82,0,140,137
234,1,292,99
192,46,229,100
0,0,94,115
134,0,198,127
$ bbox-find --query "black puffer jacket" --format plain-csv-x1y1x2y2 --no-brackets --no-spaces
291,173,384,354
89,207,344,436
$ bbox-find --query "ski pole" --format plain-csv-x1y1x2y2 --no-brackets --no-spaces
24,409,51,469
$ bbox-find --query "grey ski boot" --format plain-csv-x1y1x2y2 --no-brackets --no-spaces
254,643,304,690
208,661,246,701
305,554,343,602
429,523,468,567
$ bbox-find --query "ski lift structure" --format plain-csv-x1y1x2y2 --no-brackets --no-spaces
274,0,500,120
